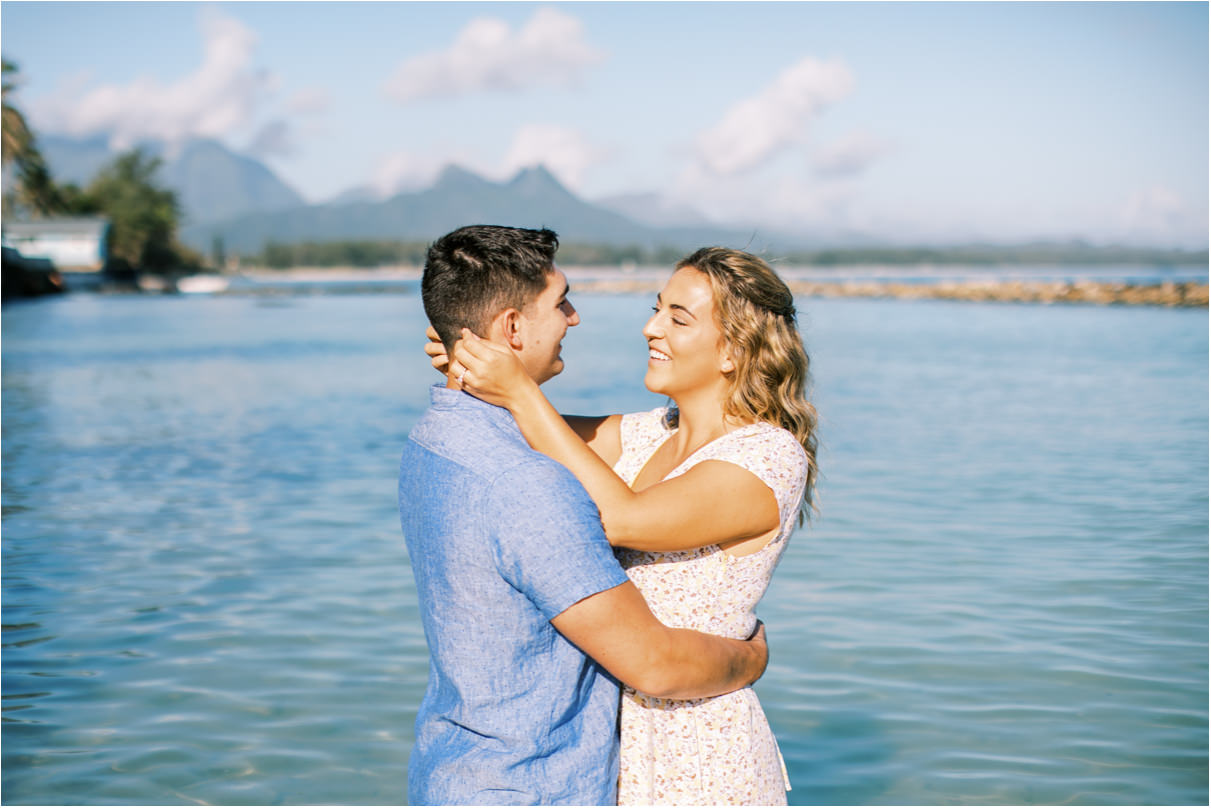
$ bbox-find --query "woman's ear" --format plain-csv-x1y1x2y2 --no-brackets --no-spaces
719,348,736,374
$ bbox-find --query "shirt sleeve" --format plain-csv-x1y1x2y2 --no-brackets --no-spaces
487,456,629,620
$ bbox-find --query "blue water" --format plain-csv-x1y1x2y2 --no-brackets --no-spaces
3,288,1207,805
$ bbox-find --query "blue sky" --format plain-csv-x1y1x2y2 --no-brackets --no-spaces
2,1,1207,246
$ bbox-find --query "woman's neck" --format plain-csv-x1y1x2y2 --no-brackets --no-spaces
668,388,748,458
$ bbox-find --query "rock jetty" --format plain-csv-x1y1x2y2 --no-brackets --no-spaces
570,277,1208,308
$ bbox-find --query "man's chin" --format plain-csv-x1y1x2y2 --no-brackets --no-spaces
535,359,564,386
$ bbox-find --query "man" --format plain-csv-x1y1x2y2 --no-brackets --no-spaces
399,225,767,805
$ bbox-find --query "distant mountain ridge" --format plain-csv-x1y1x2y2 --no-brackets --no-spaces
179,163,772,254
36,135,1202,261
38,133,783,253
39,134,305,228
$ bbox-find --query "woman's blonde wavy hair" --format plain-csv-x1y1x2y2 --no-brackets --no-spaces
676,247,819,521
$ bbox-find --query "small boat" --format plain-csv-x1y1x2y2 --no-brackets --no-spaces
176,274,231,294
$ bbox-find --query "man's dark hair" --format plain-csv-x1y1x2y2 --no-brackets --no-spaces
422,225,560,350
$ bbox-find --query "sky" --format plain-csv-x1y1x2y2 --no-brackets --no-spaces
2,0,1207,247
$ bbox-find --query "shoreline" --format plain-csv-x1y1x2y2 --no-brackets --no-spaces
231,266,1209,307
569,277,1210,307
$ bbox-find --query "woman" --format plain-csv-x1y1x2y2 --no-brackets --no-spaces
437,247,819,805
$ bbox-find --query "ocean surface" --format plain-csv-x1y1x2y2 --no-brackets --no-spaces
2,283,1207,805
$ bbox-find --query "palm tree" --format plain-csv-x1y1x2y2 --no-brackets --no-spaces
2,60,64,216
2,60,34,167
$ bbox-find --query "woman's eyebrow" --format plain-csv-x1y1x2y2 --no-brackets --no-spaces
670,302,697,319
656,292,697,319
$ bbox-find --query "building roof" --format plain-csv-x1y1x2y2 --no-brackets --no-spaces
3,217,110,239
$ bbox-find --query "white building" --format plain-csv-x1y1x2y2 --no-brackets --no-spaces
2,217,111,290
3,216,110,270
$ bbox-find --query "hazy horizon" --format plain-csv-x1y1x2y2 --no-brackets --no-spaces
2,1,1207,248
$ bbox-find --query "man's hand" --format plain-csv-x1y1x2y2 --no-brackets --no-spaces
551,581,769,700
748,620,769,683
424,326,449,374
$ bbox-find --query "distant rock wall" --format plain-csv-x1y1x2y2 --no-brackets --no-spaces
571,278,1209,308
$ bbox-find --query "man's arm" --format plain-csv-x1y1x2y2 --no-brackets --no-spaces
550,580,767,700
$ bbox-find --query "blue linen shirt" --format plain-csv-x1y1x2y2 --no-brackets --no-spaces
399,385,629,805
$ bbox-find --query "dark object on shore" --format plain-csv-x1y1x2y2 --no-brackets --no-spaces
2,246,65,302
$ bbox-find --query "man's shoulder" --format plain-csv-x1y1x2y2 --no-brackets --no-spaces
406,404,583,491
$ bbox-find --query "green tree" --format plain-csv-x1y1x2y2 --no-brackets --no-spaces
2,60,33,165
81,149,200,272
2,60,66,217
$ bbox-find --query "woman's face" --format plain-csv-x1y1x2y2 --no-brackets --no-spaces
642,267,733,398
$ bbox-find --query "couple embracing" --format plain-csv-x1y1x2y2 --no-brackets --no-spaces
398,225,819,805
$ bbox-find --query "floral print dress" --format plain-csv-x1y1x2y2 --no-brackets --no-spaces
613,407,809,806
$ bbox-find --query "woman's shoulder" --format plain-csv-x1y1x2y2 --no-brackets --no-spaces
707,421,809,476
696,422,808,525
619,406,673,454
620,406,673,436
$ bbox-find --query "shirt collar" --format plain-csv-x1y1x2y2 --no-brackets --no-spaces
428,383,523,438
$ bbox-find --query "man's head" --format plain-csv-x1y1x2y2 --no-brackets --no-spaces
422,225,579,384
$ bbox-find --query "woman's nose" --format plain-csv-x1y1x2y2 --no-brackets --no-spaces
642,313,660,339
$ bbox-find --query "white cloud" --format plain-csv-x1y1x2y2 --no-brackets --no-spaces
1115,186,1207,247
811,130,890,179
286,87,331,116
695,57,855,176
370,150,444,198
33,8,274,149
382,7,604,103
500,124,609,190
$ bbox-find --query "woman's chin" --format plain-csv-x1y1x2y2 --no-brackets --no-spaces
643,369,669,396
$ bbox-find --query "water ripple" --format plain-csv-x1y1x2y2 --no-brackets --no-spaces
4,294,1207,804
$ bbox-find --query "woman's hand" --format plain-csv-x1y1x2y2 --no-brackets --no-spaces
424,326,449,374
450,328,536,410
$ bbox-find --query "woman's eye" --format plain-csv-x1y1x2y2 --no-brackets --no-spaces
672,318,687,327
650,305,660,313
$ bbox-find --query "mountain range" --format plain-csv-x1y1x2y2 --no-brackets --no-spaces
40,135,306,231
37,135,807,255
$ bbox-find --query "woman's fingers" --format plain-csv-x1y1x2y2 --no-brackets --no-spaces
455,328,502,360
452,331,509,367
425,342,449,371
424,326,450,371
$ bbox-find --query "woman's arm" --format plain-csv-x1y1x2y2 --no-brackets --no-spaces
425,326,623,464
452,331,778,552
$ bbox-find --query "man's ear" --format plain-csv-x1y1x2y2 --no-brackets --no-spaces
492,308,524,350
